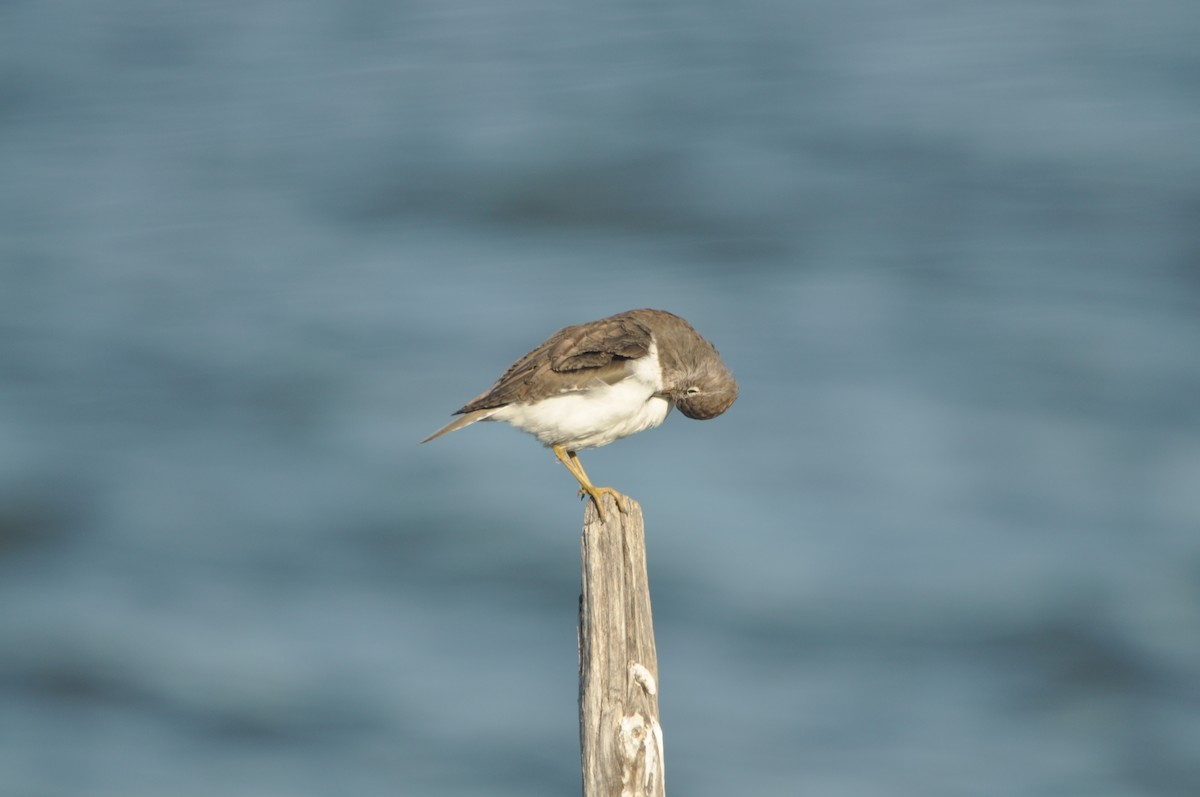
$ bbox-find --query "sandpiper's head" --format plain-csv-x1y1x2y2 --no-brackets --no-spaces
670,356,738,420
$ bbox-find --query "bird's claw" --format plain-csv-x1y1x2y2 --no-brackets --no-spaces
578,486,625,520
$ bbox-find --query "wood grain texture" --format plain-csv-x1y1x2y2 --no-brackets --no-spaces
578,493,666,797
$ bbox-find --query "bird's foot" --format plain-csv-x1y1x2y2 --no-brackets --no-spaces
578,485,626,520
553,446,625,520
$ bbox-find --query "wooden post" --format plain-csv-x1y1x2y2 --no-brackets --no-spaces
578,493,665,797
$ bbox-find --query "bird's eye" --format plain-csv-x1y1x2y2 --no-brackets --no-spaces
685,387,701,395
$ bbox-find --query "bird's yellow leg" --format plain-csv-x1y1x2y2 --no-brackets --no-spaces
552,445,624,518
569,450,626,516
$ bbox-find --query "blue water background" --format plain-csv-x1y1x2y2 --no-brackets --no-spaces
3,2,1199,795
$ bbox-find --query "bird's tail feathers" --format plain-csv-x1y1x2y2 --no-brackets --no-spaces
420,408,498,444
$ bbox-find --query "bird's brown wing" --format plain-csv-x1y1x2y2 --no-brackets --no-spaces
456,312,654,413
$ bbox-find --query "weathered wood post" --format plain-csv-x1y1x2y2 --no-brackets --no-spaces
578,492,665,797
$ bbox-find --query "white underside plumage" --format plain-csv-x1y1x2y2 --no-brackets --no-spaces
489,340,672,450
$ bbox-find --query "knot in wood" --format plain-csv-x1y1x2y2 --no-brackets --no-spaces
616,712,664,797
618,713,647,761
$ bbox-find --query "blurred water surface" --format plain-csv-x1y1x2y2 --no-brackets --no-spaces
3,1,1200,795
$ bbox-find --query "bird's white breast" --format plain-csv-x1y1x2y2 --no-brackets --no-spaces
491,341,672,450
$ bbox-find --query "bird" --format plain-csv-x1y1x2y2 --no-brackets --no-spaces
421,308,738,518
